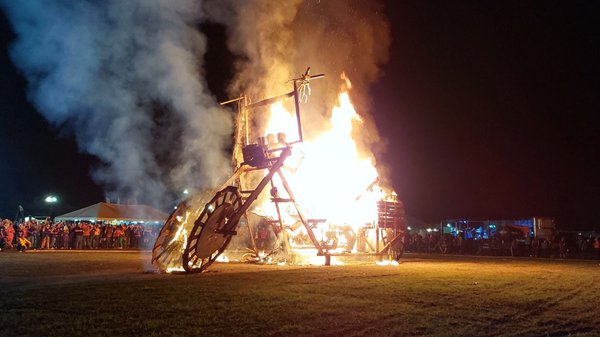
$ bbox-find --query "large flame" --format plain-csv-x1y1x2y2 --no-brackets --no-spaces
258,75,388,252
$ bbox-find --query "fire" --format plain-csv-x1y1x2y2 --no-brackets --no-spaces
152,72,404,273
170,212,190,249
165,266,185,273
265,102,297,140
376,260,400,267
258,74,388,253
290,90,383,226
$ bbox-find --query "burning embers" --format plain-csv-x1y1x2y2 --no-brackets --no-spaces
152,70,405,273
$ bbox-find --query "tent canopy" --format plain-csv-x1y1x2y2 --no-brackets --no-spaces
54,202,168,223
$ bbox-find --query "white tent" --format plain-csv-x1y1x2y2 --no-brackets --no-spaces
54,202,168,223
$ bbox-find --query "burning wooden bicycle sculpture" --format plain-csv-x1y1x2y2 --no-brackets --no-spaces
152,68,406,273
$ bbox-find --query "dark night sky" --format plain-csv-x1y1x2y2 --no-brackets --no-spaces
1,1,599,229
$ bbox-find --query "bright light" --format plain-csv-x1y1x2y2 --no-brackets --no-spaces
376,260,400,266
407,226,412,230
183,189,189,195
259,75,383,232
45,195,58,203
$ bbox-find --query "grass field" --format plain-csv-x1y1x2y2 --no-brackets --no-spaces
1,251,599,337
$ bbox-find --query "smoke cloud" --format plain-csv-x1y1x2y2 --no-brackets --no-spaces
1,0,233,207
1,0,391,210
205,0,391,178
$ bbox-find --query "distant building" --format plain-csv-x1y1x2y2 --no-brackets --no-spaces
441,217,555,240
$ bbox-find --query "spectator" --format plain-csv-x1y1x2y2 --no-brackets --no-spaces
453,234,463,254
0,221,6,251
62,224,70,249
3,220,15,250
580,237,589,259
91,225,100,249
531,238,540,257
439,236,448,254
105,225,114,248
540,239,550,258
559,237,567,258
28,221,39,250
55,223,63,248
133,225,142,249
82,222,92,249
125,225,132,248
113,226,124,249
16,236,32,252
510,238,519,257
415,234,424,252
18,223,28,244
424,234,431,253
50,224,60,249
12,220,19,246
98,225,107,248
73,224,84,249
40,223,51,250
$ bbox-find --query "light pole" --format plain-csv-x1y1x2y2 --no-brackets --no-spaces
45,195,58,221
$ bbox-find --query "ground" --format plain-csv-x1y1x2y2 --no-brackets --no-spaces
1,251,599,337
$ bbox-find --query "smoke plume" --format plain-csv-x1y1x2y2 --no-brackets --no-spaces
205,0,391,176
1,0,233,207
1,0,392,210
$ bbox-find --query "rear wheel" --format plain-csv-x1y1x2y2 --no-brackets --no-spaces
152,190,215,272
151,201,192,272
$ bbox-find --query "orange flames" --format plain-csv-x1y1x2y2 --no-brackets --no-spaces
257,74,389,253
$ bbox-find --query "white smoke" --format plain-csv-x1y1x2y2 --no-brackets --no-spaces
1,0,392,210
205,0,390,109
204,0,391,181
1,0,232,207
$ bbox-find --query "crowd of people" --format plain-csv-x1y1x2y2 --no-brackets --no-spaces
0,218,159,252
3,217,600,260
405,232,600,259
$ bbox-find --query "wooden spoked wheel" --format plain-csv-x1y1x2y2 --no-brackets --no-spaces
182,186,243,273
151,201,192,272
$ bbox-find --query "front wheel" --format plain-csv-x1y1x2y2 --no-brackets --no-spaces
182,186,243,273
